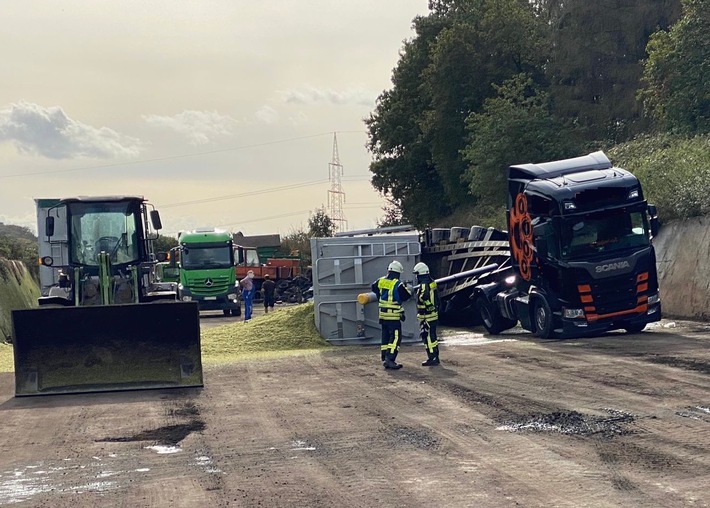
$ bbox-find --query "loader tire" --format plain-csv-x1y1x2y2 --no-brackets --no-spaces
475,297,515,335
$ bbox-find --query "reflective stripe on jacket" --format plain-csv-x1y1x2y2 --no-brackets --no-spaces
378,277,403,321
416,281,438,322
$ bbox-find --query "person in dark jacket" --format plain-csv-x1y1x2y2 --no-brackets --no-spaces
262,274,276,313
371,260,412,369
413,262,440,366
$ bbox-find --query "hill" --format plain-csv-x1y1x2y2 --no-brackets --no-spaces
0,223,39,281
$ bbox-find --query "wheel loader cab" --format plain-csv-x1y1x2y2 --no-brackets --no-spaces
13,195,203,396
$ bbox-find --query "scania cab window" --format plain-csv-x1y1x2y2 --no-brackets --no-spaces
560,210,650,259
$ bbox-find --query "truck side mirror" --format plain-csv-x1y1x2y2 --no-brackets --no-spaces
46,216,55,237
150,210,163,230
648,204,659,237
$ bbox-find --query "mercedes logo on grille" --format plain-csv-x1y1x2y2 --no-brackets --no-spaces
204,278,214,287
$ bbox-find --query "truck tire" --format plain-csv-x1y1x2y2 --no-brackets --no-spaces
475,297,516,335
231,306,241,317
624,323,646,334
532,295,553,339
223,309,231,316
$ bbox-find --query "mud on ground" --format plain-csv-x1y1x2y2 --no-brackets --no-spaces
0,321,709,507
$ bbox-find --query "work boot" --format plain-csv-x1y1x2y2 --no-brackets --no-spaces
421,357,440,367
383,359,403,370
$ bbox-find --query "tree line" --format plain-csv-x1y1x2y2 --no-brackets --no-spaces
367,0,710,228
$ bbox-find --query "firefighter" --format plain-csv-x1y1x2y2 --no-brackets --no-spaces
413,262,440,366
372,260,412,369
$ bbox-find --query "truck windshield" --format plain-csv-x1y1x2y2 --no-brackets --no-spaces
68,201,140,266
560,209,650,260
182,245,233,269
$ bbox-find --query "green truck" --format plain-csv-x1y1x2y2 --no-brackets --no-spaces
174,228,241,316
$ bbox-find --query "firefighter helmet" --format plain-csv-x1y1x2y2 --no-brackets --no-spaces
413,262,430,275
387,260,404,273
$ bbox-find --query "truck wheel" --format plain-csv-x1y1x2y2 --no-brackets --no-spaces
231,306,241,316
532,296,553,339
223,309,230,316
624,323,646,334
475,297,515,335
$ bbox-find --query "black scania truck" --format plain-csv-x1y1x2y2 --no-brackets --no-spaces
473,151,662,339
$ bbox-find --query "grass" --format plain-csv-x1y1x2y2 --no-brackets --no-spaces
201,302,333,363
0,302,332,374
0,258,40,344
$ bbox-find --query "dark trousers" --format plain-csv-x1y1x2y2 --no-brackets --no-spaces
380,320,402,362
420,319,439,359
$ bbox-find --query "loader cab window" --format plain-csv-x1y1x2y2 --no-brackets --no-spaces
68,201,140,266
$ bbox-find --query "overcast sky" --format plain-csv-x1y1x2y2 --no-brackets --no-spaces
0,1,430,237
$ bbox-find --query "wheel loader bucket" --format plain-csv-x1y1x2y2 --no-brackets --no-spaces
11,302,203,396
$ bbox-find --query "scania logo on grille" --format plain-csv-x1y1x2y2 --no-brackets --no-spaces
204,278,214,287
595,261,630,273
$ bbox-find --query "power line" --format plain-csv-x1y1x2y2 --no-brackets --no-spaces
159,179,328,209
157,176,371,209
0,130,367,179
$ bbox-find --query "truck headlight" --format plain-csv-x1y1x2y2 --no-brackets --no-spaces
228,293,237,300
181,296,192,302
563,307,585,319
178,284,184,291
647,292,660,305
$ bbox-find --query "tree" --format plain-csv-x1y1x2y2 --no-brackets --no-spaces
638,0,710,135
546,0,681,142
463,74,582,207
377,199,407,228
366,0,549,226
308,207,336,238
280,228,312,267
154,234,178,253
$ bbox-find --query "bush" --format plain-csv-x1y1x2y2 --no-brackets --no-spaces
608,134,710,221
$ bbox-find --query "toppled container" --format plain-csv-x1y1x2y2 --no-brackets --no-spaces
311,231,420,345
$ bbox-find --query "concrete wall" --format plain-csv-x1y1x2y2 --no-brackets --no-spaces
654,218,710,320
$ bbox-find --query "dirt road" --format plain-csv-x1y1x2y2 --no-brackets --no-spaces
1,320,709,507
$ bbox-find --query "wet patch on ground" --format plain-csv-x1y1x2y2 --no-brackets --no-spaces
643,355,710,374
496,408,636,437
675,405,710,423
96,420,206,446
169,401,200,418
96,401,205,447
383,425,440,450
443,382,504,409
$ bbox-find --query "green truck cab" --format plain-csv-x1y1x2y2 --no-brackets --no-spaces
176,228,241,316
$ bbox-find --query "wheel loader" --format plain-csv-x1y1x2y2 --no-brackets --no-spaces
11,196,203,396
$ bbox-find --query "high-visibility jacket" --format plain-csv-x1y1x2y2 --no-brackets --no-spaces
416,280,439,322
377,277,404,321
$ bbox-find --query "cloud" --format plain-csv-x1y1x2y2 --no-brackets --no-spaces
0,101,142,159
279,86,376,107
143,110,238,145
255,105,279,125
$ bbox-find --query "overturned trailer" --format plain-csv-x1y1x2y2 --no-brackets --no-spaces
310,225,509,344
